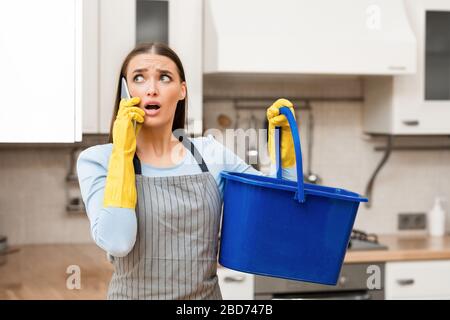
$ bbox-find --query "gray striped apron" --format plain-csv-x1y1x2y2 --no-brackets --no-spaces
106,137,223,300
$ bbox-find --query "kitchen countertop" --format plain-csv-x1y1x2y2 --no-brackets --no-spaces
2,235,450,299
0,244,113,300
344,235,450,264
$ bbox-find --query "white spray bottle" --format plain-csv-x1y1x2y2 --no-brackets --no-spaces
428,197,447,237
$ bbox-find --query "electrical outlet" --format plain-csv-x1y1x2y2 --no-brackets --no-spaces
398,213,427,230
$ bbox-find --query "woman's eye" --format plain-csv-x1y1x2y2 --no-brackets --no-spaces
161,74,171,82
133,75,144,82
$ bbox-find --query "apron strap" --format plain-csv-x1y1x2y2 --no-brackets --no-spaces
179,135,210,173
133,153,142,175
132,134,209,174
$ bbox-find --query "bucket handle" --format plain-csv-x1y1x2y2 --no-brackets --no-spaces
274,106,305,203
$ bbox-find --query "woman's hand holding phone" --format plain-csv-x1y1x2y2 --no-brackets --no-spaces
103,97,145,209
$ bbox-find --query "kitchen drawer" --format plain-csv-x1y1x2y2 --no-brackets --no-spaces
217,267,254,300
385,260,450,299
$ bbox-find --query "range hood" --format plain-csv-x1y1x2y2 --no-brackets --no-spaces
204,0,417,75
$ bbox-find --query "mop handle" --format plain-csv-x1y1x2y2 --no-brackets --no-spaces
275,106,305,203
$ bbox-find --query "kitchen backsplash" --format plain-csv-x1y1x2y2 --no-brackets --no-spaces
0,147,92,244
0,75,449,245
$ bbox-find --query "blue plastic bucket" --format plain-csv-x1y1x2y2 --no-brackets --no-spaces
219,106,368,285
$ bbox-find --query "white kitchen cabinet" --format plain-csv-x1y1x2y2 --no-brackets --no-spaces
385,260,450,299
0,0,82,142
97,0,136,134
82,0,100,134
364,0,450,135
88,0,203,135
168,0,203,136
218,267,254,300
204,0,416,76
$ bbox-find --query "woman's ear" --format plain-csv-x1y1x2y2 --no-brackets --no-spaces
179,82,187,100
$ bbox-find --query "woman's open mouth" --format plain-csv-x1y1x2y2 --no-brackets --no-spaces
144,104,161,117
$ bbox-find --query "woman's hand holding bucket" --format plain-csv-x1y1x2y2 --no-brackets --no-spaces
267,98,297,168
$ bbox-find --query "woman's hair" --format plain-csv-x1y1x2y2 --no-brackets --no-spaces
108,42,187,143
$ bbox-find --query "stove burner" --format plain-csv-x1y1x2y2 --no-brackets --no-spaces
351,229,379,244
347,229,388,251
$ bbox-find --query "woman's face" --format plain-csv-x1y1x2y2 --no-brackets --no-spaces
126,53,186,129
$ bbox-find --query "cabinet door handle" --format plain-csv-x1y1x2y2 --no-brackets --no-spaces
402,120,420,126
396,279,415,286
224,276,245,283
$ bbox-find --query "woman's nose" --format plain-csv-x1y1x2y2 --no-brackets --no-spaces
146,79,159,96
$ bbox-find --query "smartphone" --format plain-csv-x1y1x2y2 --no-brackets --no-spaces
121,77,131,100
121,77,137,132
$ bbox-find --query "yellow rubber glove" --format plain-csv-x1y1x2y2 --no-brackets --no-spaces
103,97,145,208
267,98,297,168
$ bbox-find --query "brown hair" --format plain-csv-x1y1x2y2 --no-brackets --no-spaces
108,42,187,143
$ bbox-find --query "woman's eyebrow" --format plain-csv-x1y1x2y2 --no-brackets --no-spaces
156,68,173,75
132,68,173,75
132,68,148,74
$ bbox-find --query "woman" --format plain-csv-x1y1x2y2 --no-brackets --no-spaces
77,42,297,300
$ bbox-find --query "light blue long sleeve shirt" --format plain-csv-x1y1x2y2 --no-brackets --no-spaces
77,134,297,257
